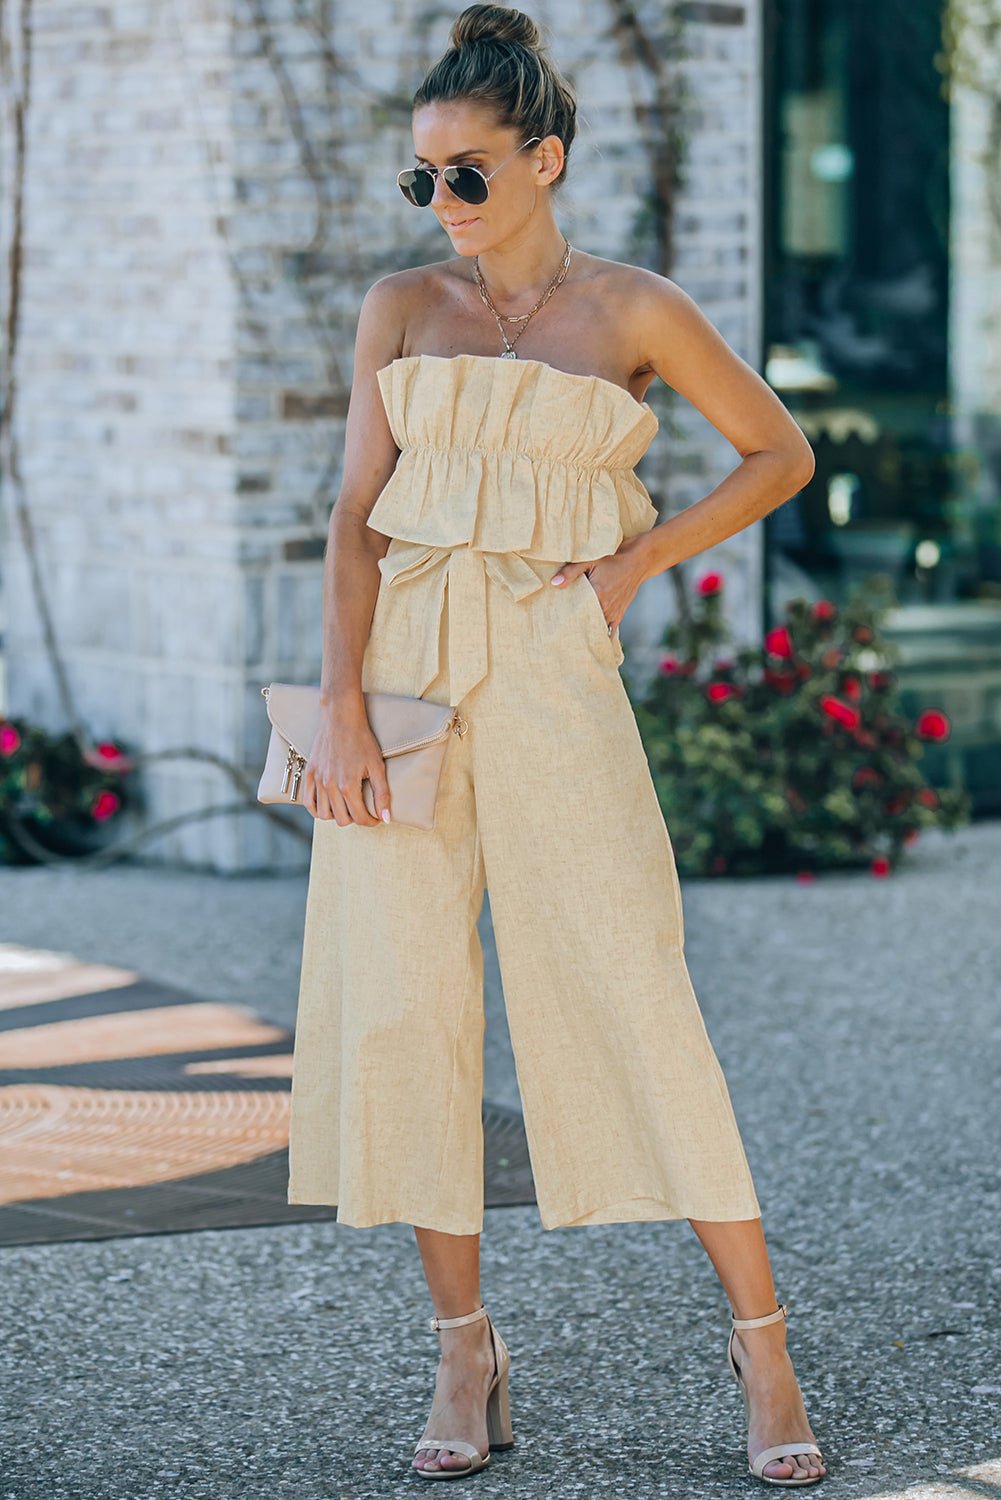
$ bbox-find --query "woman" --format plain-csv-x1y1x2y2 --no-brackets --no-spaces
289,2,826,1487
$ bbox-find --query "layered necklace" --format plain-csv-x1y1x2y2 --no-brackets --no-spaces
473,237,574,358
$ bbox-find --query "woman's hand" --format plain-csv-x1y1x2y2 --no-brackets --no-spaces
548,533,652,633
301,701,392,826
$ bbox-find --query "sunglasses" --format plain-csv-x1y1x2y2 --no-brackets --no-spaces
397,136,542,208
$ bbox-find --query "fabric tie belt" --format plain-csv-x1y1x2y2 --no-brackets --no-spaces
378,540,548,706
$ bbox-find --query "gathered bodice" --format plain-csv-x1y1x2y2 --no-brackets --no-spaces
368,352,660,560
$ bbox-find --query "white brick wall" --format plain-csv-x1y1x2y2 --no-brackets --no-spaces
1,0,764,871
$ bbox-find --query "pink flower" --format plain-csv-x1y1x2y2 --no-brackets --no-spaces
91,790,120,822
765,626,794,658
698,571,723,596
870,855,891,878
916,709,950,742
659,655,680,675
795,870,816,884
820,695,861,730
0,722,21,756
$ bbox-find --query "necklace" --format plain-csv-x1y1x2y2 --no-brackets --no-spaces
473,237,573,358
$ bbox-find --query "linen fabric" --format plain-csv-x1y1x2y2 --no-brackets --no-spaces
287,352,762,1234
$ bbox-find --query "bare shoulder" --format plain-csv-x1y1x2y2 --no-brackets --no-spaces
566,253,690,378
357,260,465,357
619,264,743,385
586,258,814,475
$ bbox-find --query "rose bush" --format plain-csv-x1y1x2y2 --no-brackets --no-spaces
0,717,137,864
633,572,969,878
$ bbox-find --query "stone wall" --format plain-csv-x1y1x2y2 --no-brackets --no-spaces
1,0,763,871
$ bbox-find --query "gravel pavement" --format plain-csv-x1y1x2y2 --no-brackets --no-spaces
1,820,998,1499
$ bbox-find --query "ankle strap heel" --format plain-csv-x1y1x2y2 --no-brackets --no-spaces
726,1299,826,1486
414,1302,515,1478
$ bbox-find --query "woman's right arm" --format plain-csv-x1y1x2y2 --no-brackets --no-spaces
301,274,408,827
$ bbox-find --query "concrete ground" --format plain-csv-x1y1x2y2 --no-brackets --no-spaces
0,819,999,1499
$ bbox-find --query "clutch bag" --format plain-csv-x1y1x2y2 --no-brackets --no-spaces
258,683,467,831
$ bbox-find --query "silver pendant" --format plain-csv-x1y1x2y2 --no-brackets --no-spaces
500,349,518,359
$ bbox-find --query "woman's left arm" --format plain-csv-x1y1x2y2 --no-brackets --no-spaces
549,271,816,625
630,271,816,582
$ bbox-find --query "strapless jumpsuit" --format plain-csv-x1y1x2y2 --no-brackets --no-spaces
287,352,762,1235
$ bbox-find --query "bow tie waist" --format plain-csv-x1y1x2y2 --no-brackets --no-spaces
377,541,549,707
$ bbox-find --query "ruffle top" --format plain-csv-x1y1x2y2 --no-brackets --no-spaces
368,353,660,560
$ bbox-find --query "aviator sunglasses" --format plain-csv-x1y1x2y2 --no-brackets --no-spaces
397,136,542,208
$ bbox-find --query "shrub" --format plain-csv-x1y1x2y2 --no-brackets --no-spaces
0,716,137,864
633,572,970,878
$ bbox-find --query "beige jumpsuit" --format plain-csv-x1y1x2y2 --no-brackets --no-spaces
287,351,762,1235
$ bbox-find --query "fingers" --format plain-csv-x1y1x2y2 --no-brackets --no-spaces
365,762,393,824
549,559,594,586
338,774,382,827
301,764,379,827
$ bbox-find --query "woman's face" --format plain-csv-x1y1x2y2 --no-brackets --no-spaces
409,102,554,252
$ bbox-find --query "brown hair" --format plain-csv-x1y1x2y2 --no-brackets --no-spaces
412,5,578,190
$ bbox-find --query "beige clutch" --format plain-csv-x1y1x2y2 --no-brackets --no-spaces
258,683,467,831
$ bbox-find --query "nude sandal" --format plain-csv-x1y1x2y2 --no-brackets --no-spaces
727,1301,827,1487
413,1302,514,1480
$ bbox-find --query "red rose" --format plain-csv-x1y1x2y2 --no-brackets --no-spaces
883,795,909,815
841,676,862,701
869,671,894,691
706,681,738,702
820,695,861,730
854,626,874,644
904,829,920,845
795,869,816,884
853,766,882,789
812,600,837,622
822,647,843,669
797,662,812,680
91,790,120,822
0,722,21,756
764,667,797,693
916,787,939,809
916,709,949,742
698,571,723,596
765,626,794,658
871,855,891,877
659,655,680,675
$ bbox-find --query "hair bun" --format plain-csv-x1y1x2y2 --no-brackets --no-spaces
449,4,542,52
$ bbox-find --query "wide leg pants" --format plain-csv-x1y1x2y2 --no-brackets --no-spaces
287,547,762,1234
